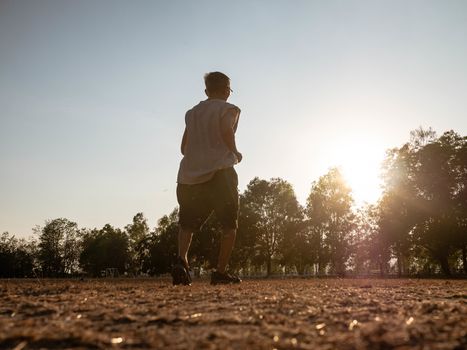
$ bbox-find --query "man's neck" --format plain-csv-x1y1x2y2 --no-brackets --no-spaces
207,96,227,101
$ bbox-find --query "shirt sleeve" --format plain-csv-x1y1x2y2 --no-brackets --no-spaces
220,107,240,133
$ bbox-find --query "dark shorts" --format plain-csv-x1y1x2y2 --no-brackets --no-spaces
177,167,239,231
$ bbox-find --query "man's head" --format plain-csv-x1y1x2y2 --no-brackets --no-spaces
204,71,232,100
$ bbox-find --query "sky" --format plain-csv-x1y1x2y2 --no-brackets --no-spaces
1,0,466,237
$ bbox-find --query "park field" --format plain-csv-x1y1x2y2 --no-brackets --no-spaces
0,278,466,349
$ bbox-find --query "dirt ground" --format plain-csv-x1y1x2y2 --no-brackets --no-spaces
0,278,466,350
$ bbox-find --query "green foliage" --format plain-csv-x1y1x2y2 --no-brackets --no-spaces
353,204,390,276
0,232,37,277
229,194,262,273
125,212,150,275
379,129,467,275
306,168,354,276
141,209,179,275
80,224,129,276
37,218,80,277
241,177,303,276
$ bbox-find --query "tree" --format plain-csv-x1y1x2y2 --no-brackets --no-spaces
380,144,419,276
0,232,36,277
37,218,80,276
351,205,372,275
306,168,354,276
410,130,466,275
379,128,467,276
454,132,467,273
80,224,129,276
187,213,221,272
353,204,391,276
125,212,150,275
279,213,310,275
141,209,179,275
15,237,38,278
0,232,16,277
229,194,258,273
241,177,302,276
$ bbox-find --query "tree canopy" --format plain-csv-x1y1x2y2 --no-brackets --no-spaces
2,128,465,278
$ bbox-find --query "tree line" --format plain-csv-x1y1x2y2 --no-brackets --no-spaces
1,129,465,278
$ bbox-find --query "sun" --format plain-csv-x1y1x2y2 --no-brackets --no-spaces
340,154,382,205
341,142,384,205
325,136,385,205
286,129,387,207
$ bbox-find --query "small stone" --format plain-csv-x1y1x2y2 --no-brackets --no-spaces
111,337,123,344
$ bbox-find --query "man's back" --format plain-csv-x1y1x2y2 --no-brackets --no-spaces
177,99,240,185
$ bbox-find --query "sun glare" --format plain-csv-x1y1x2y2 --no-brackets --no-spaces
342,145,384,205
341,157,382,205
324,136,385,205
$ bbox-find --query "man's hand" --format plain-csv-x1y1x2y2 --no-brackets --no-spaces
235,151,243,163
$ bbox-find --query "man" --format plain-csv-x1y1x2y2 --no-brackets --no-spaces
172,71,242,285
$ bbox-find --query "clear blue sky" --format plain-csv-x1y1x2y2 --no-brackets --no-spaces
1,0,466,237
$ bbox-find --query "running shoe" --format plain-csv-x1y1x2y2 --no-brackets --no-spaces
171,256,192,286
210,271,242,285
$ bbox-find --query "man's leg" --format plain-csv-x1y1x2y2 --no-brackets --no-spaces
178,226,193,266
171,226,194,285
210,168,241,284
217,228,236,273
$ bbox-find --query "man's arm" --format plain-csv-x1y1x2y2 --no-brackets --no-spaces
181,128,187,155
221,108,242,163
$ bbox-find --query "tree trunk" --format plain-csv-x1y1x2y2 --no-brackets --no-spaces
439,255,451,276
336,258,345,277
297,262,305,275
462,245,467,275
397,252,402,277
266,257,272,277
379,261,384,277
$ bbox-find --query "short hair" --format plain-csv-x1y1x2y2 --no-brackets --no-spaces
204,71,230,93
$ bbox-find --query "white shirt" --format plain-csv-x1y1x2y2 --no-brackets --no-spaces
177,99,241,184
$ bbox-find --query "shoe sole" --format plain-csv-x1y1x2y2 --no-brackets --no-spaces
210,280,241,285
172,265,191,286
